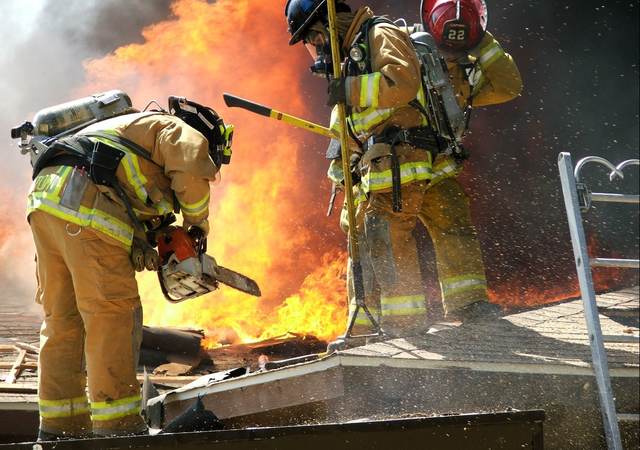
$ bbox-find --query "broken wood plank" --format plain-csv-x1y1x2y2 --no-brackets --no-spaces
141,326,204,367
4,349,27,384
0,383,37,394
136,374,200,386
153,362,195,377
0,345,18,353
0,362,37,370
12,342,40,354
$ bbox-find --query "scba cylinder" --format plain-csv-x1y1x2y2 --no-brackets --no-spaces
32,90,133,138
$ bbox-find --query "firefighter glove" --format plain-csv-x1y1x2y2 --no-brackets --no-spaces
183,218,209,238
327,78,347,107
131,237,161,272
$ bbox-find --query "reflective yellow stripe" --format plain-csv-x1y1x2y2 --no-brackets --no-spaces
354,185,367,206
53,166,71,197
349,309,375,326
416,86,429,126
331,84,429,137
27,192,134,247
350,107,395,134
91,395,141,422
327,160,345,184
477,42,503,68
442,275,487,296
380,294,426,317
429,158,459,186
362,161,433,192
179,192,210,218
90,135,149,204
39,396,90,419
359,72,382,109
155,198,173,215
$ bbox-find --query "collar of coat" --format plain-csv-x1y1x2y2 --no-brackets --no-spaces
342,7,375,51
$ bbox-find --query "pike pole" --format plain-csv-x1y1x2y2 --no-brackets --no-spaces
326,0,381,343
223,93,333,138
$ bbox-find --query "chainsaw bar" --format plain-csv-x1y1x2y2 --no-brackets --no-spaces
214,265,262,297
159,253,261,303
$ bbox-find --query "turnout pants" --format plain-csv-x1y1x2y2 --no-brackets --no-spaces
29,211,146,437
347,177,488,335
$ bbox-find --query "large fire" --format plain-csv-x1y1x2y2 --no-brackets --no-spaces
37,0,632,347
81,0,346,347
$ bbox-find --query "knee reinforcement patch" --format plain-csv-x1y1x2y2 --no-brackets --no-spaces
364,214,397,287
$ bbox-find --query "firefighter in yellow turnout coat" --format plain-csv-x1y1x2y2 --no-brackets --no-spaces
24,93,229,439
285,0,522,336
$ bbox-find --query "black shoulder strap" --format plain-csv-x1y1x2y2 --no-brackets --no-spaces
81,131,161,167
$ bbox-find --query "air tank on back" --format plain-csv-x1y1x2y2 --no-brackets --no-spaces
32,90,133,138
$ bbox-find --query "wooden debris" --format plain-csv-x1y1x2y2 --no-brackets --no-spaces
4,349,27,384
153,363,195,377
0,383,37,394
136,375,200,386
207,333,327,372
141,326,204,367
0,362,37,370
12,342,40,354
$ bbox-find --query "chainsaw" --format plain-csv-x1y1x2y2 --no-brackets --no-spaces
156,226,261,303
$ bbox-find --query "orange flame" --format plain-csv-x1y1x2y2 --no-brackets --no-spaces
489,231,637,309
81,0,345,346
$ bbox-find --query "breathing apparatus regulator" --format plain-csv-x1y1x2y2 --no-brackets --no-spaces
11,90,134,166
11,90,234,169
285,0,352,79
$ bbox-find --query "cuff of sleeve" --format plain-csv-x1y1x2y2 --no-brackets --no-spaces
470,32,504,69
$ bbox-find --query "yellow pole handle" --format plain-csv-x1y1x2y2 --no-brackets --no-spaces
326,0,360,264
223,93,333,138
268,109,333,138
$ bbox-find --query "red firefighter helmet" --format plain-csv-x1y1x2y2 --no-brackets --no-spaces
421,0,488,52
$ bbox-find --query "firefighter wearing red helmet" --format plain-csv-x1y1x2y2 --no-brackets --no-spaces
285,0,521,337
419,0,522,323
423,0,488,54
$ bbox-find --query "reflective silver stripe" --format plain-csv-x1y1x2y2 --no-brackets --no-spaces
28,194,133,246
442,276,487,295
381,295,426,312
91,397,141,421
359,73,381,108
349,307,374,325
365,162,432,191
350,107,395,134
179,192,210,217
327,160,345,184
39,397,90,419
478,43,502,67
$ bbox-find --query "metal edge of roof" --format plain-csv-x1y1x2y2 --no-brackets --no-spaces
0,400,38,411
148,353,343,407
154,350,639,407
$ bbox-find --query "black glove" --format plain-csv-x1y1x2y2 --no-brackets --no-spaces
327,78,347,107
187,226,208,253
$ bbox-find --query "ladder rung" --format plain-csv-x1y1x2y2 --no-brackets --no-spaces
617,413,639,422
591,193,640,204
590,258,640,268
602,334,640,344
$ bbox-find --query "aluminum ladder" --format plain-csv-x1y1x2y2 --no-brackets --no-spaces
558,152,639,450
